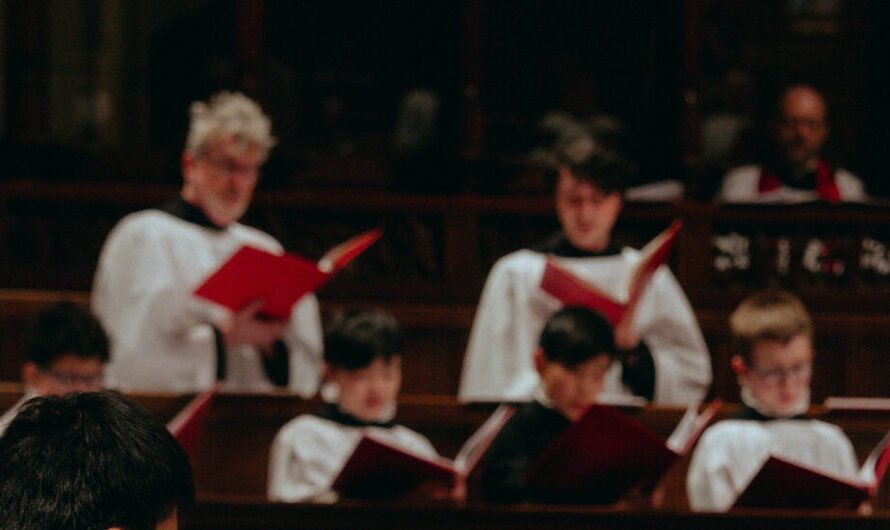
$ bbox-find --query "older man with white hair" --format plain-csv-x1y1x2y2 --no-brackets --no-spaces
93,92,322,395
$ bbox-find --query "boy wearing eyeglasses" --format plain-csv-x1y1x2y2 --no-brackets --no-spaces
686,290,858,511
0,301,110,433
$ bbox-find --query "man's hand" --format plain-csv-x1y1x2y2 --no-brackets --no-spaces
222,299,288,352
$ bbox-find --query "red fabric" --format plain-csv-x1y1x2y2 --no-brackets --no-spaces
758,159,841,202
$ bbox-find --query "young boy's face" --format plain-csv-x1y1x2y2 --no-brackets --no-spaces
734,333,813,416
536,352,612,422
555,168,622,253
328,356,402,422
22,354,105,396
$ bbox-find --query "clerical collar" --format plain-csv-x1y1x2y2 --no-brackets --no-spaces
531,232,621,258
733,386,810,421
314,402,396,429
160,196,225,231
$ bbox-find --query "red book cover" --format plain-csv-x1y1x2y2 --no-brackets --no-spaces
331,435,456,499
734,429,890,509
332,406,515,499
167,386,218,456
525,400,719,504
193,229,382,320
539,220,682,326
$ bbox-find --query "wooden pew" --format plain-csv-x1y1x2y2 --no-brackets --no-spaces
3,386,889,510
2,288,890,400
181,497,890,530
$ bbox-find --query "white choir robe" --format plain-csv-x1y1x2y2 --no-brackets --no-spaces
718,165,867,204
458,249,711,405
92,210,323,395
686,419,859,512
267,414,439,503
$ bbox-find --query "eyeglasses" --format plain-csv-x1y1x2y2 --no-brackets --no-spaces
41,369,104,390
780,118,826,131
748,362,812,386
201,156,261,180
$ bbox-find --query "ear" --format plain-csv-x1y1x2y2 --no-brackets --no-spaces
556,165,573,184
21,362,41,388
181,150,196,181
533,348,547,376
730,355,747,378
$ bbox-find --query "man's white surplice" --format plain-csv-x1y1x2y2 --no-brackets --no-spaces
686,419,859,512
458,248,711,405
92,210,323,395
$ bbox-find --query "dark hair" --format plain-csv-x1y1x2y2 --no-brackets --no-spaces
0,392,195,530
324,309,403,371
26,301,110,367
538,306,617,368
548,147,635,195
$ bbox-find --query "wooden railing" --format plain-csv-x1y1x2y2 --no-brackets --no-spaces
1,181,890,399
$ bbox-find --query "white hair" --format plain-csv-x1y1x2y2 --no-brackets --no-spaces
185,91,276,157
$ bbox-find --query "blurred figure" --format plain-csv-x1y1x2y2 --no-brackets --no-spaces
0,392,194,529
0,301,109,433
718,84,866,203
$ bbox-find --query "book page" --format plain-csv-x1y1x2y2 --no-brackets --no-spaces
859,430,890,487
453,405,515,475
665,399,722,454
318,228,383,273
623,219,682,315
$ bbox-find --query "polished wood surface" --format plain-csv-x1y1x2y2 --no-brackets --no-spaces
3,387,890,510
181,497,890,530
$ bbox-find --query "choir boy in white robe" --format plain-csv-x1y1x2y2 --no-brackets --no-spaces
687,290,858,511
459,147,711,405
0,301,109,434
268,309,438,503
92,92,322,395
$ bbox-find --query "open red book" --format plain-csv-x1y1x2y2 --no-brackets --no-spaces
332,405,515,499
193,229,382,320
733,430,890,509
526,400,721,504
539,220,682,326
166,385,218,456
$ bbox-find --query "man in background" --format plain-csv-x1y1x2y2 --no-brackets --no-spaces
718,84,867,203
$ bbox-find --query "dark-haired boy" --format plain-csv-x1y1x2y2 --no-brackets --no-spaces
479,306,617,503
460,148,710,405
0,301,110,433
268,309,438,502
0,392,195,530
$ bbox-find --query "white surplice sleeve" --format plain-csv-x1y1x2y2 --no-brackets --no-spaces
93,211,323,393
93,213,224,391
634,265,711,404
458,251,559,402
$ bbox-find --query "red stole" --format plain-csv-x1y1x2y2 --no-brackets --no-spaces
757,159,841,202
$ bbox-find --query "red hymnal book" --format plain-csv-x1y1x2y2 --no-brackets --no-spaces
167,386,219,456
193,229,382,319
332,405,514,499
526,400,721,504
734,430,890,509
539,220,682,326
